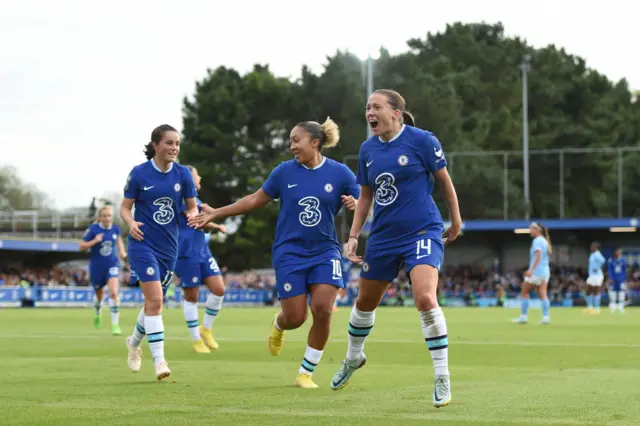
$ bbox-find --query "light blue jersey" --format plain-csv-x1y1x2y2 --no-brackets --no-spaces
588,250,606,277
529,236,550,278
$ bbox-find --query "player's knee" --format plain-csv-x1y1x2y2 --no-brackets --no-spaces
414,291,438,311
310,301,333,324
145,297,163,315
282,309,307,329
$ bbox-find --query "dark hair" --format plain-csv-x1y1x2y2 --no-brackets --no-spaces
373,89,415,126
294,117,340,151
144,124,177,160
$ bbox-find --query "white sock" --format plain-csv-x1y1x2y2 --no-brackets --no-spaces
346,306,375,361
609,291,617,308
274,313,283,331
94,298,101,316
618,291,625,309
298,345,324,376
130,307,146,347
108,298,119,325
183,301,200,341
203,293,223,330
145,315,166,364
420,307,450,377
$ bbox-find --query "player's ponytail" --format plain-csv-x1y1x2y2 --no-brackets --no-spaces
143,142,155,160
402,111,415,127
321,117,340,149
541,225,553,254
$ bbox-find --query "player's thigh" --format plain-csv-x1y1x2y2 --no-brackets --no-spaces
308,257,344,296
275,267,309,326
201,257,224,296
357,249,401,311
404,237,444,301
129,251,169,309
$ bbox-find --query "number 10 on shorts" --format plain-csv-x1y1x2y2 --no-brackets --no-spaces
416,239,431,259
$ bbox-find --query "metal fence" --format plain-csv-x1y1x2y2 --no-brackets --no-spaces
0,210,92,240
343,146,640,221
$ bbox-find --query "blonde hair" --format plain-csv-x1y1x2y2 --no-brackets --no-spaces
320,116,340,148
296,117,340,151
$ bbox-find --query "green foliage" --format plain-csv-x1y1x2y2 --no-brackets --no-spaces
181,22,640,269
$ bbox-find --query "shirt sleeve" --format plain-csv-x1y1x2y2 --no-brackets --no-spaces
123,167,139,200
355,143,369,186
416,131,448,173
262,162,284,199
181,167,198,200
343,165,361,198
82,226,96,242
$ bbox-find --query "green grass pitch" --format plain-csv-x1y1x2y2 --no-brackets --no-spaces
1,306,640,425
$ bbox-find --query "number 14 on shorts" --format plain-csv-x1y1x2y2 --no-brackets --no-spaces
416,239,431,259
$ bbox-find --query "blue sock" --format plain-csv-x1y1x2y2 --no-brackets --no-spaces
521,298,529,317
541,298,550,317
594,294,601,310
585,295,593,308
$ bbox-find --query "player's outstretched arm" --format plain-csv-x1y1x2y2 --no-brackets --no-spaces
433,168,461,244
188,189,272,228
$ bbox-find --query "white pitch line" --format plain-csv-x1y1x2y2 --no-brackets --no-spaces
0,333,638,348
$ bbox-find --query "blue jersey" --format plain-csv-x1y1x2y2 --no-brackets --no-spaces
357,125,446,250
588,250,606,277
82,223,121,267
529,236,550,277
261,157,359,267
124,160,197,261
608,257,627,282
178,197,211,260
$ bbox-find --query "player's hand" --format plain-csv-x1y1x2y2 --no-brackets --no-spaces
346,236,362,264
442,221,461,245
189,204,217,229
94,233,104,243
523,270,532,278
341,195,357,212
128,221,144,241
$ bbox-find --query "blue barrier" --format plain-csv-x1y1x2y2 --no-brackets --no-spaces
0,286,273,308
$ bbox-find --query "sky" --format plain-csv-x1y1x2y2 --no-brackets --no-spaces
1,0,637,210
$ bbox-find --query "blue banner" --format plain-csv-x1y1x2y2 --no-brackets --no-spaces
0,286,273,307
0,239,80,252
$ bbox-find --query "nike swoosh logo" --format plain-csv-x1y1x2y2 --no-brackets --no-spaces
288,184,297,188
366,160,373,167
434,148,443,157
417,255,430,259
143,186,154,191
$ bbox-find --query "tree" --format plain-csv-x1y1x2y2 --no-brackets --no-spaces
0,166,49,211
181,21,640,267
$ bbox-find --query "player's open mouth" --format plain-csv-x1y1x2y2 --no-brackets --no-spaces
369,119,379,130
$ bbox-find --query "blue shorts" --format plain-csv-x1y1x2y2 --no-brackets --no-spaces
275,257,345,300
128,250,175,294
611,280,626,292
175,255,221,288
361,236,444,282
89,263,119,290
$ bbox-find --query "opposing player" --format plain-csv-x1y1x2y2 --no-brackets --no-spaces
330,89,461,408
607,247,628,313
79,205,126,335
175,165,227,353
584,242,606,314
120,124,198,381
512,222,552,325
190,117,359,389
